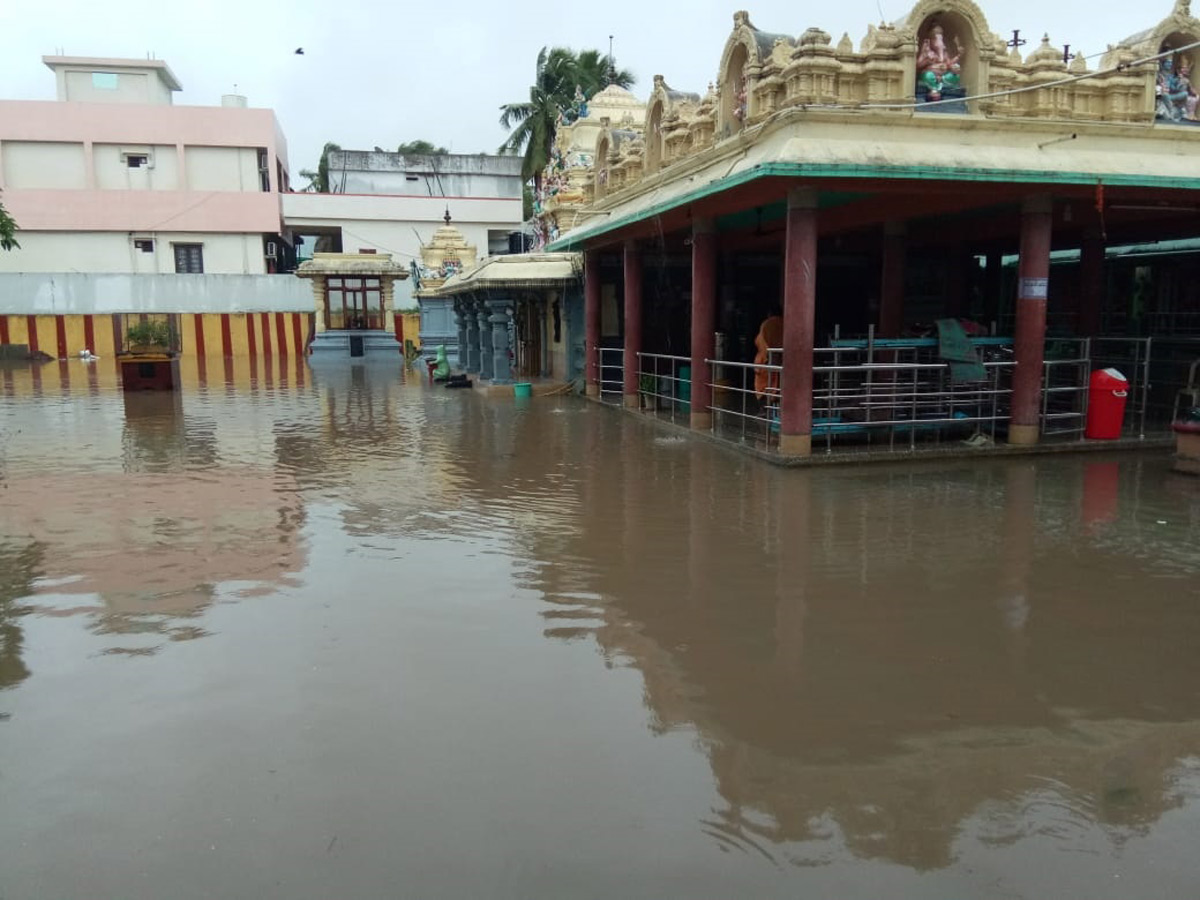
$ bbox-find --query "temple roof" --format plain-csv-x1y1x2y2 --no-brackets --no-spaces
548,110,1200,251
429,253,582,295
296,252,409,279
589,84,644,111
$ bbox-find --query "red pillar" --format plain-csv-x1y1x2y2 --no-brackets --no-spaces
584,249,602,397
690,219,717,430
879,221,906,337
622,240,643,408
1010,195,1053,446
1079,227,1105,337
780,188,819,457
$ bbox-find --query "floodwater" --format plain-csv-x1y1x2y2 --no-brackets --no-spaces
2,358,1200,900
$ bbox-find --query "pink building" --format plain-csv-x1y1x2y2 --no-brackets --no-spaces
0,56,293,276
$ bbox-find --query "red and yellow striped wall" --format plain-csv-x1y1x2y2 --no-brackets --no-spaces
0,312,318,360
0,311,423,359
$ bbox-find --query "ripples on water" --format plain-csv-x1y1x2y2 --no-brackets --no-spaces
2,357,1200,899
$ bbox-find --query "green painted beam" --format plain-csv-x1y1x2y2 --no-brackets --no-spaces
546,161,1200,252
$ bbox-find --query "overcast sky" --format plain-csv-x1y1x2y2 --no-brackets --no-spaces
1,0,1166,178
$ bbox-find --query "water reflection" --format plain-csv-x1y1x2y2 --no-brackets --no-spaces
1,359,1199,896
512,407,1200,872
0,540,42,690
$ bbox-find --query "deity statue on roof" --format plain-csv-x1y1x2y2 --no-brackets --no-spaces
1156,52,1199,122
560,86,589,126
733,72,748,122
916,24,964,102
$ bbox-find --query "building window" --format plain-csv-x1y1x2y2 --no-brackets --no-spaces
324,276,383,330
92,72,119,90
126,154,149,169
258,149,271,192
134,239,155,253
173,244,204,273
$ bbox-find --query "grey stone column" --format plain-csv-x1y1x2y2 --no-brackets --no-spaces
477,300,494,381
488,297,513,385
463,299,481,374
453,300,469,369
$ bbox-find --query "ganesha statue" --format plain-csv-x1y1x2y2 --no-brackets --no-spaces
916,24,964,102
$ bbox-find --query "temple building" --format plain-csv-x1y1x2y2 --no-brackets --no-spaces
427,253,584,388
539,0,1200,457
295,251,410,357
532,83,646,249
412,212,479,364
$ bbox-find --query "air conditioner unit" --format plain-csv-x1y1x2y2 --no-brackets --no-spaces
265,241,278,258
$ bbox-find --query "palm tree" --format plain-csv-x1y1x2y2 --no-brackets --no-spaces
298,141,342,193
499,46,579,188
0,196,17,251
575,49,635,97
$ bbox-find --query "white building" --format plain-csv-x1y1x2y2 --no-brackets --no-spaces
282,149,525,356
284,150,525,310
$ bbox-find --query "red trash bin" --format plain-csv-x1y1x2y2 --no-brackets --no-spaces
1085,368,1129,440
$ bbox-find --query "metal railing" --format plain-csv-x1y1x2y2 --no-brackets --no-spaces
1041,338,1091,439
636,352,692,424
597,346,624,402
810,357,1015,452
601,329,1163,454
1091,337,1151,437
706,358,781,449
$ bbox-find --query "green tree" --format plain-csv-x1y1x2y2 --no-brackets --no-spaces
298,141,342,193
397,140,449,155
498,47,635,188
574,49,635,97
0,195,18,251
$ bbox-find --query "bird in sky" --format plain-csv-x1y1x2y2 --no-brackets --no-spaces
294,48,304,55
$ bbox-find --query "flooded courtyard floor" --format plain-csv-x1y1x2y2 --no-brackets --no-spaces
2,357,1200,899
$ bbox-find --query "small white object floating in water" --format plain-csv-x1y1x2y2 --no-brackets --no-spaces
78,349,99,361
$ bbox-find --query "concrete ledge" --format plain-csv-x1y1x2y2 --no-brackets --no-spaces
584,394,1174,467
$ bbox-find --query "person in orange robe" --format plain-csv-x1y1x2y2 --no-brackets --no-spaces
754,311,784,400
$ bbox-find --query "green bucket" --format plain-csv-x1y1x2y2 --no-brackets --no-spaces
513,382,533,399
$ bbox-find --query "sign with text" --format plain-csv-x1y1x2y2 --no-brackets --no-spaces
1019,277,1048,300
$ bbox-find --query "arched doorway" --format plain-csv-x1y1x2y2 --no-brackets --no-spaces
722,42,749,135
594,136,611,199
645,101,664,174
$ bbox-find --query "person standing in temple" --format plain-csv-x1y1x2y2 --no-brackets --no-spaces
754,308,784,401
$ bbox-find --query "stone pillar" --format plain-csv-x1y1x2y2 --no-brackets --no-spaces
690,219,718,430
622,240,643,409
464,299,481,373
311,277,327,333
780,188,819,457
488,297,513,384
1010,195,1053,446
382,278,396,334
1079,227,1105,337
585,250,602,397
454,300,469,368
477,300,494,381
879,221,906,337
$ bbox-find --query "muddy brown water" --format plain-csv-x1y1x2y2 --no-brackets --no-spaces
2,358,1200,899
